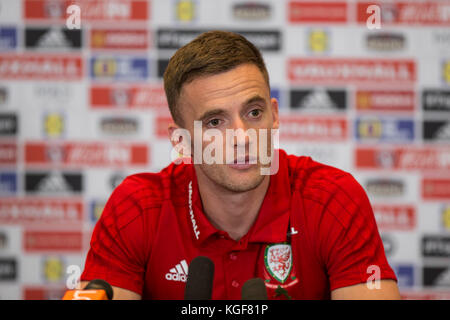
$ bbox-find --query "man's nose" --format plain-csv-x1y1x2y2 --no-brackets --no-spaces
230,117,249,147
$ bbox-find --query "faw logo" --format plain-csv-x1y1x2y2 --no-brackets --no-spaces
264,243,292,283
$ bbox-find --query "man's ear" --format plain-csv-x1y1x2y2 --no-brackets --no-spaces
168,121,181,148
270,97,279,130
168,120,192,162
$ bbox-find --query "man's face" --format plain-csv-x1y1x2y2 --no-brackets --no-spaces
170,63,279,193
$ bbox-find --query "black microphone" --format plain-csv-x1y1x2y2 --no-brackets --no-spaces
84,279,114,300
241,278,268,300
184,256,215,300
62,279,114,300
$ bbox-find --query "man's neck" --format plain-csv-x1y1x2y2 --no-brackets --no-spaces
194,170,270,241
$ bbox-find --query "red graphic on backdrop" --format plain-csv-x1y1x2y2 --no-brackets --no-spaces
24,0,149,22
25,142,149,167
0,198,83,224
422,178,450,199
357,1,450,26
24,230,83,252
0,142,17,164
289,1,348,23
90,29,150,50
373,205,416,231
355,90,415,112
90,85,167,109
356,147,450,170
288,58,416,84
280,116,347,141
0,55,82,80
155,115,173,139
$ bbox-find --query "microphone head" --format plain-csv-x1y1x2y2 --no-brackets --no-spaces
84,279,114,300
184,256,215,300
241,278,268,300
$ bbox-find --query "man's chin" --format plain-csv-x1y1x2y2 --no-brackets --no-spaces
220,167,266,193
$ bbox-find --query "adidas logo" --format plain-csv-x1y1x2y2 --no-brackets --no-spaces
435,123,450,140
165,259,188,282
299,88,338,110
37,28,71,48
435,268,450,286
36,172,73,193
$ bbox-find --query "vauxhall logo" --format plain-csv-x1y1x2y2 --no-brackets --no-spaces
188,181,199,240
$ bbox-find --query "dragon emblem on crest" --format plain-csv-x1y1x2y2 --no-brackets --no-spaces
264,243,292,283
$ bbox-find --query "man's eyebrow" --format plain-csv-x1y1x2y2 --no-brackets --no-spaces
243,95,267,107
197,108,227,122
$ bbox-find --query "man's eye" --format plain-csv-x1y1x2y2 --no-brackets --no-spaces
207,119,221,127
249,109,262,118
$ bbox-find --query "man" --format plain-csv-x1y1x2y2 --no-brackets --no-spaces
80,31,400,300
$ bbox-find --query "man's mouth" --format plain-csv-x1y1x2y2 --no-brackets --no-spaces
227,156,258,169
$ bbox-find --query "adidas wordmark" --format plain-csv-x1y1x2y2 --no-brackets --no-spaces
165,259,189,282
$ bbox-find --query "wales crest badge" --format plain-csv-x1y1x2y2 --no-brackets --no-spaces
264,243,292,283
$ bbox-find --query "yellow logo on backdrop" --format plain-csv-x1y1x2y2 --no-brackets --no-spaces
91,31,105,48
442,205,450,231
93,58,117,77
43,257,64,283
443,61,450,84
358,119,383,138
308,29,328,53
176,0,195,22
44,112,64,138
356,92,370,109
92,201,106,223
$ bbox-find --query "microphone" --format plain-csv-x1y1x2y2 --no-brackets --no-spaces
184,256,215,300
241,278,268,300
62,279,114,300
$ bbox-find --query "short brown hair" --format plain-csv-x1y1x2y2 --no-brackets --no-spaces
163,30,270,126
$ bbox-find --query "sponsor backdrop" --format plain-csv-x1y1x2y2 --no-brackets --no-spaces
0,0,449,300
